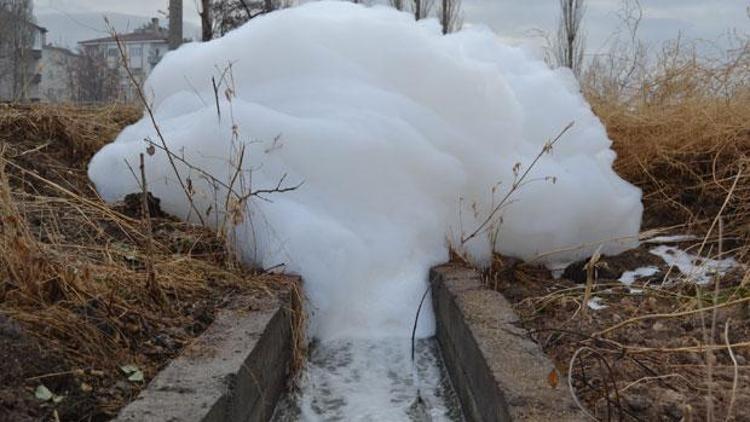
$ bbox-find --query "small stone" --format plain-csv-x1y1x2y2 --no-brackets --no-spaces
685,353,702,365
114,381,130,392
664,402,683,419
661,390,685,420
706,351,717,366
625,394,649,411
652,321,666,331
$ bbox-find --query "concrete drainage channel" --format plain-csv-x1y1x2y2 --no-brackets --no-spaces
430,264,584,421
114,284,299,422
114,266,584,422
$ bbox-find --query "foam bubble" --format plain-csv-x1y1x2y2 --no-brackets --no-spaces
88,2,642,340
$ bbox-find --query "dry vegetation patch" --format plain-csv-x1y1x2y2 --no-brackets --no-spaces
485,42,750,421
600,95,750,252
487,250,749,421
0,104,293,421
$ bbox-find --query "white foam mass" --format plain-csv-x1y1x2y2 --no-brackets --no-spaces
88,2,642,340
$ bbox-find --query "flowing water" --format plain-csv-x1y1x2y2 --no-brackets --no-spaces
271,338,464,421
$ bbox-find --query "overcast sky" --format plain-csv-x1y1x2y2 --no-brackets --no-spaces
34,0,750,53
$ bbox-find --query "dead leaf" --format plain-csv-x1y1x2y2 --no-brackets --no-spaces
548,368,559,389
120,364,144,383
128,370,144,382
34,385,53,401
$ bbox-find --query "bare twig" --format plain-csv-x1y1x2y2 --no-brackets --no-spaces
581,246,602,317
568,347,600,421
595,296,750,337
462,121,574,245
704,218,724,422
139,153,162,303
724,320,739,422
105,20,206,226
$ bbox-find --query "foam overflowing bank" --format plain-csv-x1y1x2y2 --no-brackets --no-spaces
88,2,642,340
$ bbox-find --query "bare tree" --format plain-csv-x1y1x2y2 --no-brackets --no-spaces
438,0,462,34
70,47,121,103
582,0,645,99
0,0,36,101
200,0,213,41
389,0,406,11
200,0,291,39
411,0,434,20
554,0,586,77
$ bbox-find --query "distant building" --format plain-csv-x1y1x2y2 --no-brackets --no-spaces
78,18,169,101
39,45,78,102
0,19,47,102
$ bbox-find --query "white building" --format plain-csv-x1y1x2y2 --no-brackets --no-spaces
78,18,169,101
38,45,77,102
0,19,47,102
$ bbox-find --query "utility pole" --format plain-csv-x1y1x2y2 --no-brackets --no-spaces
168,0,183,50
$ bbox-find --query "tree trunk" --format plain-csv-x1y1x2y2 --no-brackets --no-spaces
200,0,213,41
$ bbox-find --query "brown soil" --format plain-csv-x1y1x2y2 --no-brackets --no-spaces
0,105,296,421
0,315,63,421
485,242,750,421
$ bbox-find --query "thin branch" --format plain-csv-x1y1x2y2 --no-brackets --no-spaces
462,121,574,245
724,320,739,422
105,20,206,226
595,295,750,337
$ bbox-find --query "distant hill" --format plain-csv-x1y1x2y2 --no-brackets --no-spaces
37,12,201,50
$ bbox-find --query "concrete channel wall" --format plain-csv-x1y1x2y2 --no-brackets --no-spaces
431,264,586,421
115,290,296,422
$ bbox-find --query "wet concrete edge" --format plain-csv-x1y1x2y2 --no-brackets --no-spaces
114,286,295,422
430,264,586,421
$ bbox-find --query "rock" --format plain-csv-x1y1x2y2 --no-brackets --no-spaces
660,389,685,420
119,192,166,219
736,354,747,366
625,394,650,411
0,315,24,339
114,381,130,393
562,259,618,284
685,352,703,365
664,402,684,420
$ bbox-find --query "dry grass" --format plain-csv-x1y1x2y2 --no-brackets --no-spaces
483,37,750,422
0,104,294,420
586,41,750,261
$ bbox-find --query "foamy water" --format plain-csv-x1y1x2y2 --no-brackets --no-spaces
271,338,464,421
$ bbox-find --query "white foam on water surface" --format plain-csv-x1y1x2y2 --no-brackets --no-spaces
618,266,660,285
271,338,464,422
586,296,608,310
650,245,737,284
88,2,643,340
